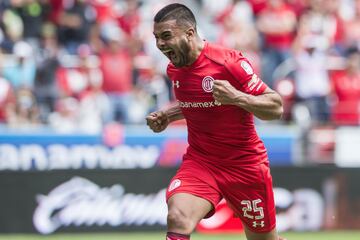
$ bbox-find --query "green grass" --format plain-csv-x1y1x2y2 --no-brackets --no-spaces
0,231,360,240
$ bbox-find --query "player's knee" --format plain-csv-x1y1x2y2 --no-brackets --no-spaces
167,207,196,234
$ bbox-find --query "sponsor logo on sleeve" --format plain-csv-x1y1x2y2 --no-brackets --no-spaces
168,179,181,192
241,61,253,75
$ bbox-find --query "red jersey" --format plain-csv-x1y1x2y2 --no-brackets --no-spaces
259,5,295,49
167,42,268,167
99,49,133,94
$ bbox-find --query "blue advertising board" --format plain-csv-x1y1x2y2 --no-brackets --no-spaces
0,125,298,170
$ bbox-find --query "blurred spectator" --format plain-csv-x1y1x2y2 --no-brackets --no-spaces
57,0,95,54
216,0,260,73
6,88,40,128
90,0,116,24
200,0,232,18
56,43,101,99
126,86,153,124
297,0,344,54
343,0,360,49
49,88,109,133
323,0,345,54
116,0,141,37
2,41,36,90
55,65,88,98
247,0,267,16
48,96,79,132
98,23,133,124
15,0,47,43
330,47,360,125
34,22,60,123
0,0,358,132
292,35,333,125
116,0,143,57
0,77,15,123
134,54,170,113
256,0,297,87
1,3,24,52
287,0,310,18
47,0,65,24
87,22,104,54
78,71,112,132
229,0,254,24
75,43,112,127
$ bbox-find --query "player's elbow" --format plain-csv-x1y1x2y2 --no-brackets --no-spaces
273,105,284,120
258,109,282,120
270,95,284,120
257,103,283,121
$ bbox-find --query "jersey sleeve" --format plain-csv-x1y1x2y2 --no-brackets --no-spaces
225,53,268,96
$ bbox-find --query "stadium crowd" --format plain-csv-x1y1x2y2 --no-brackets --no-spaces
0,0,359,133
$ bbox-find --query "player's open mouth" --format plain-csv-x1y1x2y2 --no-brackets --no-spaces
162,49,176,61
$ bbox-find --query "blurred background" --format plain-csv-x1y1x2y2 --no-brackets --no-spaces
0,0,360,237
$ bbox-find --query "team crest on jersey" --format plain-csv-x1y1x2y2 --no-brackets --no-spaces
202,76,214,92
241,61,253,75
168,179,181,192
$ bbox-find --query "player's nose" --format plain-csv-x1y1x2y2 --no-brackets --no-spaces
156,38,166,49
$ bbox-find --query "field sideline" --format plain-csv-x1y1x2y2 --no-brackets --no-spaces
0,231,360,240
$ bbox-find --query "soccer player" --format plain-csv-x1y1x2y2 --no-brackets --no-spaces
146,3,285,240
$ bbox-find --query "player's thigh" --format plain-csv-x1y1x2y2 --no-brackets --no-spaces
221,163,276,233
168,193,214,223
243,223,278,240
166,159,222,218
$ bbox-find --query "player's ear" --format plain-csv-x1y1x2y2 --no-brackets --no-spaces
186,28,195,40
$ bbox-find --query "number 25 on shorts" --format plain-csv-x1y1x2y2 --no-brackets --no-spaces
240,199,264,220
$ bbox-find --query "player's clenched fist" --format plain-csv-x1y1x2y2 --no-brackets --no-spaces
212,80,242,105
146,111,169,133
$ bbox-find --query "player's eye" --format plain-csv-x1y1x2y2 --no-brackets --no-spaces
162,34,171,40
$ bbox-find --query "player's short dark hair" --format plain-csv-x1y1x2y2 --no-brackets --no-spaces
154,3,197,31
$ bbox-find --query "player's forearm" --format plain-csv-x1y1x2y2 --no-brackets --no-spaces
234,92,283,120
164,103,184,123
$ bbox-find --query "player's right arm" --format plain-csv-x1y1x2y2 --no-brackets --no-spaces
145,102,184,133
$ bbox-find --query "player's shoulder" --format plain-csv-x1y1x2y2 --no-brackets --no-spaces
204,42,246,66
205,42,255,78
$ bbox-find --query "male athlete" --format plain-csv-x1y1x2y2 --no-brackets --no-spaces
146,3,284,240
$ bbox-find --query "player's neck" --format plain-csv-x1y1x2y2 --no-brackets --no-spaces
186,37,205,66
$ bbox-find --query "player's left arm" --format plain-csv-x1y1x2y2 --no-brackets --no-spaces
213,80,283,120
217,55,283,120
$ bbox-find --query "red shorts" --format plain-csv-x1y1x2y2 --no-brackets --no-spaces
166,158,276,233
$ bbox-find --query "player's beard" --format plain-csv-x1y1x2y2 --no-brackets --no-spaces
172,39,191,68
